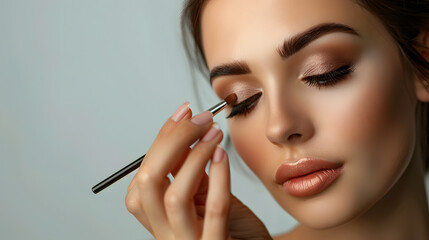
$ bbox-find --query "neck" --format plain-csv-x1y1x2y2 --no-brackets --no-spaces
291,150,429,240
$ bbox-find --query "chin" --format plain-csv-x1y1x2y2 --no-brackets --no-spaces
291,195,372,230
268,154,413,230
276,183,368,229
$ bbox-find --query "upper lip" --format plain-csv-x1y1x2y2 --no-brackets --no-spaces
275,158,343,184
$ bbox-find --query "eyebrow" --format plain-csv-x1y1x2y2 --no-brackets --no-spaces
209,61,251,84
278,23,359,58
209,22,360,84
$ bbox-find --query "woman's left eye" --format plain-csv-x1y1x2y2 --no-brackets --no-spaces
302,65,355,88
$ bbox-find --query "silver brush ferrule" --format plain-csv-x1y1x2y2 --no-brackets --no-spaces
208,100,227,116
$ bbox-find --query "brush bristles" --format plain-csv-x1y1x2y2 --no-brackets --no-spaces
224,93,237,105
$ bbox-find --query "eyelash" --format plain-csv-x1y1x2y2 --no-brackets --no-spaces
226,65,355,119
226,92,262,119
303,65,355,89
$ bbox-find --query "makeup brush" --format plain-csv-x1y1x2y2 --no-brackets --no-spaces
92,93,237,194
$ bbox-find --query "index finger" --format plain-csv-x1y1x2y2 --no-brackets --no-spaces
144,110,214,177
158,102,193,138
127,102,192,192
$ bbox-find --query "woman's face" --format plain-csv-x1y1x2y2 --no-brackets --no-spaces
201,0,420,229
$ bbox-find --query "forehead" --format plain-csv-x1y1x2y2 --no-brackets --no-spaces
200,0,379,69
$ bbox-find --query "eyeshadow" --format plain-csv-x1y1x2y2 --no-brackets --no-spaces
301,54,352,77
220,83,262,103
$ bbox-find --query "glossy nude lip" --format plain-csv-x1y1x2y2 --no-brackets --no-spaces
275,159,344,197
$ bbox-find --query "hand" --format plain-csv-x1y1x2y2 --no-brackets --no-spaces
125,102,272,239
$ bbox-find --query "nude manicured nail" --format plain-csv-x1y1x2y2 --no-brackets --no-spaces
191,111,213,125
212,146,225,162
201,123,220,142
171,102,190,122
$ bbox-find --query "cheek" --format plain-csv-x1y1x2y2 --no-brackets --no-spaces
225,51,417,229
324,55,415,179
228,110,276,183
309,53,417,224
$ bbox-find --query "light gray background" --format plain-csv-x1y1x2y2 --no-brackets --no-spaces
1,1,428,240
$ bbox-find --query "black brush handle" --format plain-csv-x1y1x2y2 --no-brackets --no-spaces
92,154,145,194
91,96,235,194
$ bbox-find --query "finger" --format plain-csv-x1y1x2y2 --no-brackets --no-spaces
165,124,223,239
127,102,192,193
159,102,192,136
125,103,192,239
125,176,170,236
202,146,231,240
127,146,190,194
125,185,151,233
194,174,209,217
143,110,214,178
170,124,222,196
137,111,213,238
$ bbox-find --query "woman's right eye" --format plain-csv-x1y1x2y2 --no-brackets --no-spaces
226,92,262,119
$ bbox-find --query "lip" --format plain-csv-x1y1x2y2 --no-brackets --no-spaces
275,158,344,197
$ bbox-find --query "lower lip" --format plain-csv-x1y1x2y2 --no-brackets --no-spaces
282,167,343,197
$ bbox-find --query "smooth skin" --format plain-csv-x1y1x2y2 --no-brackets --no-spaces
126,0,429,239
203,0,429,239
125,105,271,239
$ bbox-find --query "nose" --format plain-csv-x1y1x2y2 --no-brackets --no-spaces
265,100,314,145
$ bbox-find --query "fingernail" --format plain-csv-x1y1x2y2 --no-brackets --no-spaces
191,111,213,126
212,145,225,163
171,102,190,122
201,123,220,142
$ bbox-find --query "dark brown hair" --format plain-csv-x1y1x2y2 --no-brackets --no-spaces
181,0,429,170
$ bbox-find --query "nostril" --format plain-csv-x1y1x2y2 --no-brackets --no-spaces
288,133,302,142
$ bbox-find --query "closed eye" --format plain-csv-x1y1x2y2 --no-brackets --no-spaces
226,92,262,119
302,65,355,89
